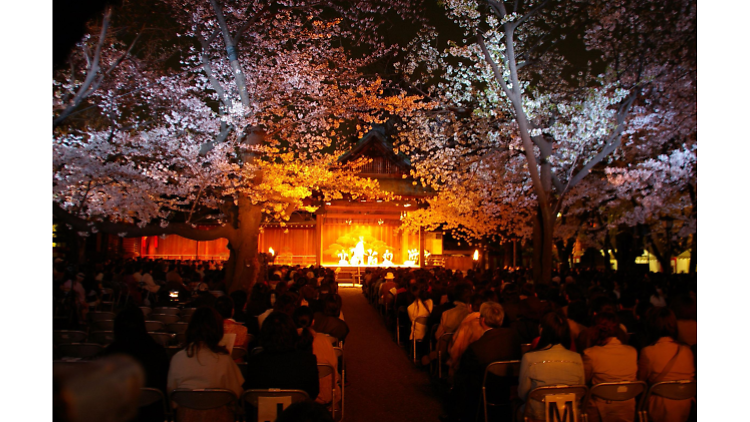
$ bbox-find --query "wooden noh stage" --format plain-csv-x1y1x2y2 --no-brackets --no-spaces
126,127,445,267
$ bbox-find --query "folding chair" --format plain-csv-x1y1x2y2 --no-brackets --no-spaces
167,322,189,334
324,334,342,349
58,343,104,360
523,385,588,422
150,313,181,325
88,330,116,346
333,347,345,421
436,332,454,379
53,330,88,346
638,380,696,422
250,346,264,356
98,288,115,312
170,389,237,422
241,389,310,422
149,332,176,347
232,347,248,361
482,360,521,422
91,319,115,331
89,311,116,322
317,363,337,420
180,307,196,316
154,307,180,316
140,306,153,318
395,306,409,347
145,320,166,332
412,316,429,363
583,381,647,422
139,387,171,422
521,343,534,354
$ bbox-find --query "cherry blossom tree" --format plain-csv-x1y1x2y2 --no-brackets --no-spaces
395,0,696,281
54,0,425,291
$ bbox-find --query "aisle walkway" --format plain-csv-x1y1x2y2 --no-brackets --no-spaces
338,288,444,422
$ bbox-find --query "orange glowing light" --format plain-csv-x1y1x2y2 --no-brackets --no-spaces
269,247,275,256
473,250,479,261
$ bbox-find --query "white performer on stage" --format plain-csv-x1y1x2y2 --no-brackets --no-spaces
350,236,365,266
381,249,394,267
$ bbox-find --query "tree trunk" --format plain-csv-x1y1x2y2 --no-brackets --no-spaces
226,195,263,293
532,206,555,284
689,233,696,274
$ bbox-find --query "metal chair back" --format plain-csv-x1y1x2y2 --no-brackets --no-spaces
482,360,521,422
180,307,196,318
139,387,171,420
154,307,180,316
521,343,534,354
88,331,116,345
149,332,175,347
241,389,310,422
91,319,115,331
333,347,345,420
170,388,237,422
167,322,189,334
53,330,88,346
140,306,152,318
250,346,264,356
58,343,104,360
144,320,166,332
150,313,181,325
524,385,588,422
89,311,116,322
317,363,337,419
638,380,696,422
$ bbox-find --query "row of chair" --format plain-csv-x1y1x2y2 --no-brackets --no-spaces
480,360,696,422
54,348,346,422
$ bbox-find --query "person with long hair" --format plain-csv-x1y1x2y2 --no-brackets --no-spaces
167,307,244,421
102,305,169,422
518,311,585,422
293,306,341,406
638,307,695,422
245,311,319,399
582,312,638,422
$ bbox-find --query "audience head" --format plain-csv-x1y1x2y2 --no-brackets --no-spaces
261,311,301,353
185,306,227,357
293,306,315,330
323,295,342,318
593,312,620,346
479,302,505,329
537,311,572,350
645,306,678,344
113,305,149,343
214,295,235,319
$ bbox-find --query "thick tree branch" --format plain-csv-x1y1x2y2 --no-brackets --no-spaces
54,7,112,127
54,203,237,243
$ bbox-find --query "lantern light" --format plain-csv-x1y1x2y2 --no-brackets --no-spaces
473,250,479,261
269,247,275,256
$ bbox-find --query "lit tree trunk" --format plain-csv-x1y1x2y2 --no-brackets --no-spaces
225,196,263,293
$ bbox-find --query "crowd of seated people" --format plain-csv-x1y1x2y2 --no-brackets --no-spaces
362,265,696,422
53,259,348,421
54,256,695,422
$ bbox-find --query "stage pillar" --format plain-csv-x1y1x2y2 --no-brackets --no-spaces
419,226,425,269
315,213,322,266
